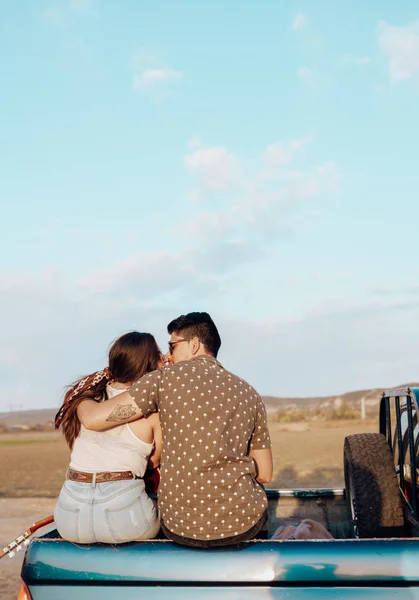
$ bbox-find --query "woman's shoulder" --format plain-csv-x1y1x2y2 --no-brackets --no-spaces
106,382,127,399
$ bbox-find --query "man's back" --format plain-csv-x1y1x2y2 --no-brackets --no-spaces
129,355,271,542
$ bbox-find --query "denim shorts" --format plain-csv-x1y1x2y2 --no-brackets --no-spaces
54,478,160,544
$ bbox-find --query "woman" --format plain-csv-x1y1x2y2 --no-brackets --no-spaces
54,332,162,544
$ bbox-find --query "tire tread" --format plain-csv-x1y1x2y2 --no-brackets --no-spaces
344,433,405,538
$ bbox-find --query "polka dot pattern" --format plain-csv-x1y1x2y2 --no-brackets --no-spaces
129,355,271,541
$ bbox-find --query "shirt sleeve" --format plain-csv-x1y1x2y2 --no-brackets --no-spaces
249,396,271,450
128,369,162,417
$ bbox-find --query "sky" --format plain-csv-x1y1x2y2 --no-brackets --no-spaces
1,0,419,411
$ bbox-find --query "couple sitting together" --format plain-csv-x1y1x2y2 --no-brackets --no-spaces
54,312,273,548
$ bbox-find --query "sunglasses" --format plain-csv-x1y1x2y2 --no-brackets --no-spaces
168,338,192,353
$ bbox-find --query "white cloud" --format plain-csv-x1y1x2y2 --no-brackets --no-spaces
79,252,193,296
318,160,337,175
317,161,340,192
184,209,242,241
188,135,202,149
0,135,342,411
297,67,315,83
289,134,313,151
338,54,371,69
264,143,290,166
0,348,20,368
223,298,419,396
377,20,419,83
133,68,182,91
292,13,308,31
131,49,182,94
260,136,313,180
2,270,419,410
79,138,339,309
184,147,238,191
183,137,339,255
0,270,179,410
370,282,419,296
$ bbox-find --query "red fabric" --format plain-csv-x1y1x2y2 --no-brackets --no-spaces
144,468,160,495
55,368,111,429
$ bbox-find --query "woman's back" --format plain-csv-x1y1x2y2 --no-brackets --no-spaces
54,328,164,544
70,383,159,477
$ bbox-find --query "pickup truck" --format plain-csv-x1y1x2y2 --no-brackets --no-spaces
17,386,419,599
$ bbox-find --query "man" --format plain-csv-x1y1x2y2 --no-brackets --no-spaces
79,312,272,547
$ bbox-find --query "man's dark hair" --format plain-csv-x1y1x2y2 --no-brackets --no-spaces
167,312,221,357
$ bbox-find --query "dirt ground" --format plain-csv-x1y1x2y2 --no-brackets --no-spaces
0,419,377,599
0,498,57,600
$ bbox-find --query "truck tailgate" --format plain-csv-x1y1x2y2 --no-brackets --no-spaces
23,537,419,599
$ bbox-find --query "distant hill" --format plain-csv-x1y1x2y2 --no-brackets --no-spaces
1,383,418,425
262,382,419,414
0,408,57,426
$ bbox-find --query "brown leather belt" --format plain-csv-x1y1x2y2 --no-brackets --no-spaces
67,468,137,483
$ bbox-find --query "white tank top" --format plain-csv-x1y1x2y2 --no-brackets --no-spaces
69,384,154,477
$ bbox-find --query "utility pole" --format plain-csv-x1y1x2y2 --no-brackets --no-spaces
361,396,366,420
8,404,23,413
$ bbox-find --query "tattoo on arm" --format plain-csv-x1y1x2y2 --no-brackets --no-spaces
105,405,138,423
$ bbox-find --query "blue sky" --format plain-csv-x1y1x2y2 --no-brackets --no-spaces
1,0,419,411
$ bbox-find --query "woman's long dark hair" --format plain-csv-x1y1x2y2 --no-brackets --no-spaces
57,332,160,449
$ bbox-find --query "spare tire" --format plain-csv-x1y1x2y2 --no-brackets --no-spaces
344,433,405,538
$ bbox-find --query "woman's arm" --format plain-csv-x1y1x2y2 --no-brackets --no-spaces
249,447,273,484
148,414,162,469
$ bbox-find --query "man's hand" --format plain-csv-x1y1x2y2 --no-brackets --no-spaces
77,391,143,431
162,352,173,366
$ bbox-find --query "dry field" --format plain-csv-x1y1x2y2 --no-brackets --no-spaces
0,419,377,599
0,431,70,497
0,419,378,497
269,418,377,488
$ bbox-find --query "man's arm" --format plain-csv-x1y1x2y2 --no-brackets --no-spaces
78,391,142,431
78,369,162,431
249,448,273,484
249,394,272,483
147,414,162,469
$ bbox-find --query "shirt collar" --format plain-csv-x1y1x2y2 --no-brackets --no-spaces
189,355,223,368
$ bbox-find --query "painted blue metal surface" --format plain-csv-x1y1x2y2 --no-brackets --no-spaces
23,538,419,584
28,587,419,600
22,482,419,598
410,388,419,400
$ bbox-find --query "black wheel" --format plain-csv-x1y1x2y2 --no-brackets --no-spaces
344,433,405,538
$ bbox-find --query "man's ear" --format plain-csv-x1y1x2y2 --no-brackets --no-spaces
191,336,200,355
